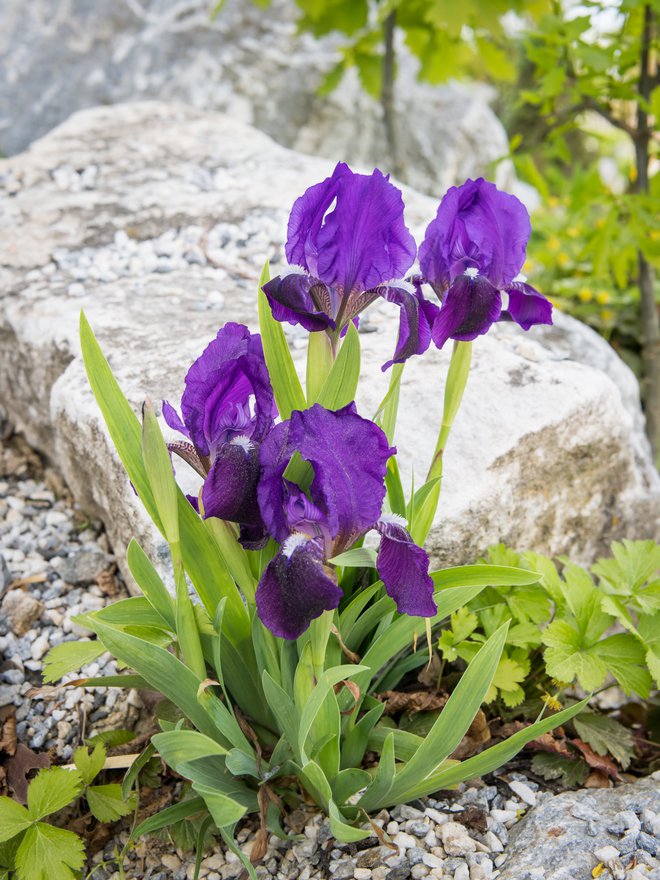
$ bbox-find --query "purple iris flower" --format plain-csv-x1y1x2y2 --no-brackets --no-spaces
255,403,436,639
162,323,276,549
418,178,552,348
263,163,433,369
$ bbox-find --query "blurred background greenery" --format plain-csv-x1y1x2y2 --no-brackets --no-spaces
214,0,659,460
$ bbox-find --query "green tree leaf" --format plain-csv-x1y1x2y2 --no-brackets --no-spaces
15,824,85,880
27,769,83,822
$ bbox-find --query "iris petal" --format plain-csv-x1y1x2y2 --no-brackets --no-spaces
255,539,342,639
201,440,262,527
505,281,553,330
162,401,190,439
258,404,394,551
431,274,502,349
262,273,336,332
376,518,436,617
181,323,275,456
380,284,440,370
419,178,531,293
286,163,416,296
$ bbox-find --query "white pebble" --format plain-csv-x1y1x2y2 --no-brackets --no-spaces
354,870,372,880
594,845,620,863
425,808,450,826
393,832,416,850
483,831,504,853
30,633,50,661
507,780,536,806
422,853,444,869
411,867,429,879
454,864,469,880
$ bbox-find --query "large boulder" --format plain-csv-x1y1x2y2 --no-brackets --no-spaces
498,775,660,880
0,0,512,196
0,102,658,592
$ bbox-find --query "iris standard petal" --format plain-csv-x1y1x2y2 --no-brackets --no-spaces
431,274,502,349
181,323,275,456
505,280,553,330
285,163,416,296
286,163,348,278
380,284,440,370
255,538,343,639
262,273,337,331
375,517,436,617
419,178,531,292
201,438,262,526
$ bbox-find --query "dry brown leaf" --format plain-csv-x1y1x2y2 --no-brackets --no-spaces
455,804,488,833
0,706,17,757
335,680,361,715
7,574,47,590
583,769,613,789
416,652,442,689
6,743,50,803
369,818,398,851
451,710,491,760
380,690,448,715
528,730,571,756
573,738,620,780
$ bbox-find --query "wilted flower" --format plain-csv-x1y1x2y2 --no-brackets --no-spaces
263,162,435,368
419,178,552,348
255,403,436,639
162,323,276,548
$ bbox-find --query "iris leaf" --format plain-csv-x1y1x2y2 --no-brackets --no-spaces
315,321,361,411
257,261,306,419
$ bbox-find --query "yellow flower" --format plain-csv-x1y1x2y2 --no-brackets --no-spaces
557,253,570,267
548,196,559,208
596,291,610,305
567,227,579,238
595,218,606,229
629,166,638,182
578,288,593,302
547,237,561,252
541,692,563,711
523,258,534,272
650,229,660,241
601,309,616,323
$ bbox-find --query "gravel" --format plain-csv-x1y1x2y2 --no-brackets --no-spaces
0,433,139,760
87,773,656,880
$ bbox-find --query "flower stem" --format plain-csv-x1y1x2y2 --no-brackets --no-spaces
427,341,473,484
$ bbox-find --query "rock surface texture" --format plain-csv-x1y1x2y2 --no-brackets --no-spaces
0,0,513,196
498,777,660,880
0,102,658,591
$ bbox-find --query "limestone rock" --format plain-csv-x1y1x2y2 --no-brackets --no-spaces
497,776,660,880
0,102,658,596
0,0,511,196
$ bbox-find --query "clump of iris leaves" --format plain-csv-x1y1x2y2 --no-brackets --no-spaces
0,168,657,880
